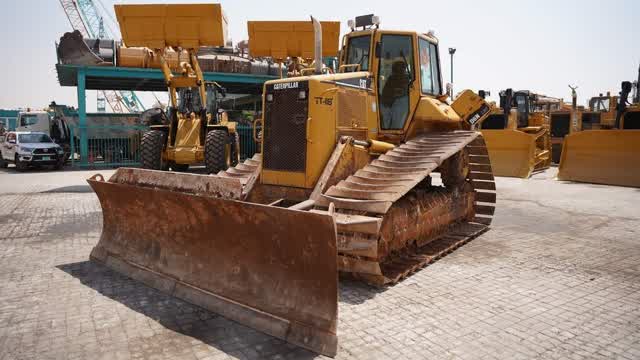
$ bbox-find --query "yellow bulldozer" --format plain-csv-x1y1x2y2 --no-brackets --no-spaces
558,74,640,187
115,4,240,173
88,7,497,356
478,89,553,178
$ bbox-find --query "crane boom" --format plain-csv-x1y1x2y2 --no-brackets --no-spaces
58,0,144,113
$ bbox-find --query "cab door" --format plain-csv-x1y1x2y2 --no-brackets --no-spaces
371,32,421,137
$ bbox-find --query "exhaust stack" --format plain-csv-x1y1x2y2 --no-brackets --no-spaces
311,16,322,74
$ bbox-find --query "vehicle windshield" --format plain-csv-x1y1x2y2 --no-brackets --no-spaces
345,35,371,72
18,133,53,143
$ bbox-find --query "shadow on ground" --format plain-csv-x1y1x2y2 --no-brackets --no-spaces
57,260,353,359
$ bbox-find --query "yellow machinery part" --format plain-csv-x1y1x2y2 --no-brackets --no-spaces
557,130,640,187
481,129,537,178
247,21,340,59
114,3,228,49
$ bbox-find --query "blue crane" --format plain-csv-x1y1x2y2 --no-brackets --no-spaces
59,0,145,113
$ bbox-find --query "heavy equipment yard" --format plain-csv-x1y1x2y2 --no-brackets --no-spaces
2,1,640,359
1,167,640,359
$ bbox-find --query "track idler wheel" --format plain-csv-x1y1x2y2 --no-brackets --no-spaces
440,149,470,188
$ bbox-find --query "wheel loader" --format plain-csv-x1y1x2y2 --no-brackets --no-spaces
115,4,239,174
478,89,554,178
558,74,640,187
87,8,497,357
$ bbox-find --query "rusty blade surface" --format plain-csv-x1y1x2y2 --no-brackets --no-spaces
88,178,338,356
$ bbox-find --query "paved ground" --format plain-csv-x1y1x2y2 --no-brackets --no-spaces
1,166,639,360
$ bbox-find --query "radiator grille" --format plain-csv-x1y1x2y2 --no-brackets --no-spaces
623,111,640,129
263,82,309,172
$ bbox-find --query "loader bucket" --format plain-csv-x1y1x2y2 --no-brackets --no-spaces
480,129,537,178
114,3,228,49
87,169,339,356
557,130,640,187
247,21,340,59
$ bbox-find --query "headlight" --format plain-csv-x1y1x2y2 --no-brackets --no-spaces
56,147,64,154
18,147,34,154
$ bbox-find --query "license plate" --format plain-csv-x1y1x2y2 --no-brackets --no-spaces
42,156,50,161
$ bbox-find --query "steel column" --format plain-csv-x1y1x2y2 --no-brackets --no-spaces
77,67,88,165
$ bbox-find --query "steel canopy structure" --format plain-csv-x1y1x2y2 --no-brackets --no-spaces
55,63,276,165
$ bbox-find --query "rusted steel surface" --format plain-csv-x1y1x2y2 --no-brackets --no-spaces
107,168,243,199
88,177,339,356
316,131,496,286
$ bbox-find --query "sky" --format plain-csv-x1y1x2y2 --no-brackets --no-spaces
0,0,638,111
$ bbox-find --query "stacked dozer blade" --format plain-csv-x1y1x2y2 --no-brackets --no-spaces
558,81,640,188
480,129,542,178
478,90,554,179
88,168,339,356
557,130,640,187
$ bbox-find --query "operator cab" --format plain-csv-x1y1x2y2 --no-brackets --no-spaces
339,14,443,133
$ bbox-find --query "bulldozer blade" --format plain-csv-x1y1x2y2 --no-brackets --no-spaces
480,130,537,178
87,172,339,356
57,30,110,66
558,130,640,187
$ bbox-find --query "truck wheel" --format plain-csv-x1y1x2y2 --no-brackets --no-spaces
141,130,166,170
15,155,27,172
205,130,229,174
0,156,7,169
54,159,64,170
229,131,240,167
171,163,189,172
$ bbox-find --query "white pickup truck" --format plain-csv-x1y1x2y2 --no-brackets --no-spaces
0,131,65,171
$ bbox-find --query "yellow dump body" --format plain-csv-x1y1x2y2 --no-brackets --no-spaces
557,130,640,187
247,21,340,58
115,3,228,48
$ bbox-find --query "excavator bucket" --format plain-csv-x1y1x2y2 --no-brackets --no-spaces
480,130,538,178
57,30,115,66
557,130,640,187
247,21,340,58
87,169,339,356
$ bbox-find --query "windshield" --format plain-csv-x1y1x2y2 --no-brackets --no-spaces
18,133,52,143
345,35,371,72
20,115,40,126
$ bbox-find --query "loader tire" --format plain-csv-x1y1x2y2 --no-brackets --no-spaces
15,155,27,172
205,130,229,174
440,149,470,188
141,130,166,170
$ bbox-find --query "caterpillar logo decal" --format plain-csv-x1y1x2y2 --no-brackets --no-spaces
273,82,299,90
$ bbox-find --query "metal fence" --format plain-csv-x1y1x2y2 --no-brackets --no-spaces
69,124,259,168
69,125,147,167
237,124,260,161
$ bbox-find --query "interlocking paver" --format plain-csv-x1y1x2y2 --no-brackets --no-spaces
1,168,639,359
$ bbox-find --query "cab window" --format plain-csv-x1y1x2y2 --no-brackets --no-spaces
20,115,39,127
345,36,371,72
378,34,414,130
419,38,441,95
